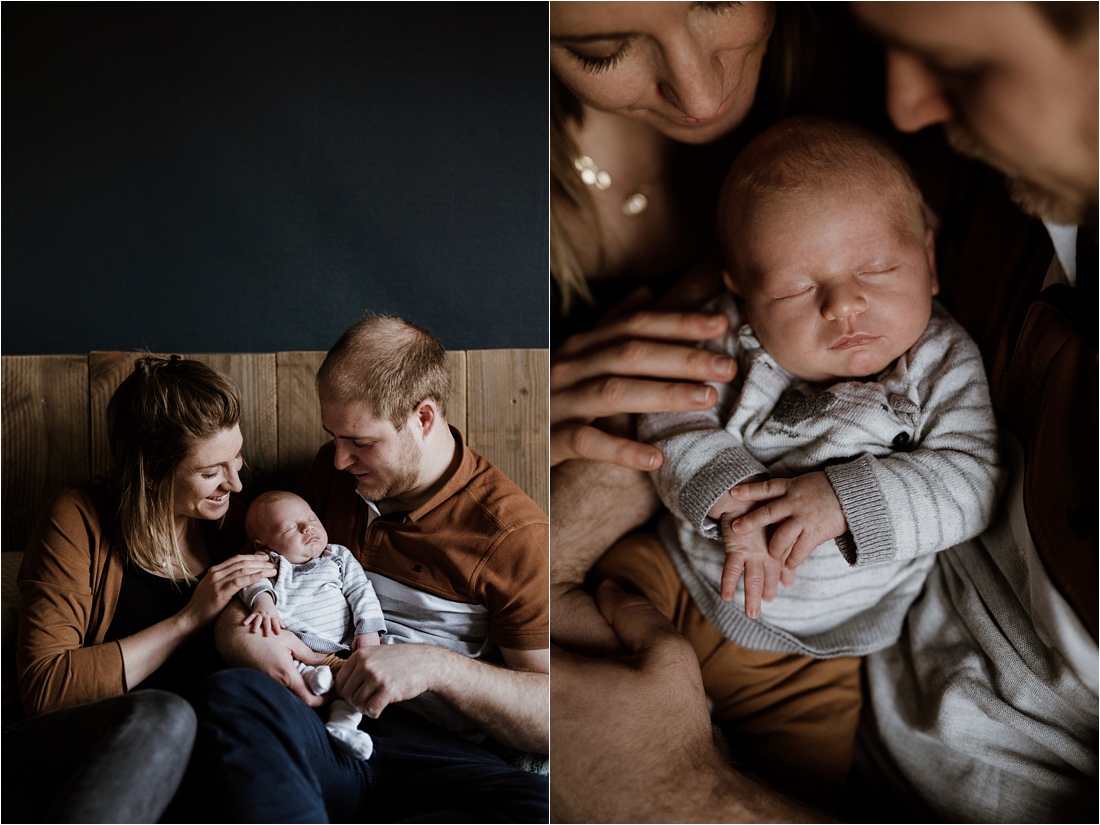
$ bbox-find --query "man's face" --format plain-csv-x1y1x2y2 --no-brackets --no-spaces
854,2,1098,224
320,399,423,506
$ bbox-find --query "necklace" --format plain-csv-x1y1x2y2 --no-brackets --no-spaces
573,155,650,216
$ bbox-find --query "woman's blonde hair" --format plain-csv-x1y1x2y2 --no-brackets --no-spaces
550,3,817,316
106,355,241,582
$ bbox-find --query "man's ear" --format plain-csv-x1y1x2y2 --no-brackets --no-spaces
411,399,439,438
925,226,940,295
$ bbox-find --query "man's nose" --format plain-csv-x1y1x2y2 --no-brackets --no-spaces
658,38,726,120
333,441,354,471
885,49,955,133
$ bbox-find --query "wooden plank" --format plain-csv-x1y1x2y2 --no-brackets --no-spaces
89,352,278,498
194,353,278,497
447,350,467,438
1,355,90,553
276,351,327,489
465,349,549,513
89,351,142,478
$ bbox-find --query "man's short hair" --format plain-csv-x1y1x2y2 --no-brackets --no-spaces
316,313,452,428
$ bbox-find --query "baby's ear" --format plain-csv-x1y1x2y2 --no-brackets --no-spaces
924,226,940,295
253,539,266,552
721,269,740,295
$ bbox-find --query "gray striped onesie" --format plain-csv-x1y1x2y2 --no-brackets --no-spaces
241,543,386,654
640,297,1003,658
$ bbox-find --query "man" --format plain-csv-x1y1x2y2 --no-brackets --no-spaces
206,314,549,822
550,3,1097,821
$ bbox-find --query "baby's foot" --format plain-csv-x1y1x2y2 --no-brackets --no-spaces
327,724,374,760
295,663,333,695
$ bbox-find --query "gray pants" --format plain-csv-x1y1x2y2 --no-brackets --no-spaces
3,690,196,823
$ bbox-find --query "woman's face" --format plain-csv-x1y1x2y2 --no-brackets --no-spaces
172,425,244,522
550,2,774,144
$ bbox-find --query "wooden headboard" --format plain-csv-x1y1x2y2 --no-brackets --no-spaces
1,350,548,556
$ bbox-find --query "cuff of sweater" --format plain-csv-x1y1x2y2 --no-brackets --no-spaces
825,456,894,566
241,582,275,609
356,618,387,636
681,447,768,538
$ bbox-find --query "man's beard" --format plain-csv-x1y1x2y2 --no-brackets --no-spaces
945,123,1089,225
356,462,420,507
355,427,422,508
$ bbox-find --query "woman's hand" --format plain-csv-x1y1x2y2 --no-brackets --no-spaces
180,553,276,633
551,286,735,470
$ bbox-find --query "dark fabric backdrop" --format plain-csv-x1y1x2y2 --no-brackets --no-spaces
2,2,547,353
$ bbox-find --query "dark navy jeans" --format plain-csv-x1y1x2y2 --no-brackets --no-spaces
188,668,549,823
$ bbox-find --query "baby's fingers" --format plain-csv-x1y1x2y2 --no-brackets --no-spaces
731,498,789,534
741,558,765,619
720,553,746,603
761,556,781,604
730,477,790,503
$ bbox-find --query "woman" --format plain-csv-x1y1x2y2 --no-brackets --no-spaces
550,1,820,469
549,1,838,652
9,355,275,821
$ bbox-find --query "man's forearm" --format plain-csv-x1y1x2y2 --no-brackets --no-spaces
551,459,660,587
214,600,324,707
432,652,549,754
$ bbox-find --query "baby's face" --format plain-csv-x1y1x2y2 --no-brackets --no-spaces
726,183,938,383
254,496,328,564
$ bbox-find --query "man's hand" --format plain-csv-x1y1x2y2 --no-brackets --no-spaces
334,643,442,718
729,472,848,570
215,601,327,707
550,580,826,823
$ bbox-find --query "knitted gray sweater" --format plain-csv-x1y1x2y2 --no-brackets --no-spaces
640,298,1003,657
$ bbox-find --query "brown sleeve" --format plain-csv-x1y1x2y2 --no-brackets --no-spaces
16,488,126,716
478,520,550,651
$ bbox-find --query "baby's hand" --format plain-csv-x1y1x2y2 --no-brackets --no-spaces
707,475,768,521
728,471,847,570
718,515,784,619
354,632,380,649
242,610,284,636
242,593,283,636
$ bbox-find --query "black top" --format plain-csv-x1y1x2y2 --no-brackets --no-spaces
104,561,224,699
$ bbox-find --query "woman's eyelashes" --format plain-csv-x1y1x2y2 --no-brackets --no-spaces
700,1,742,15
569,41,631,74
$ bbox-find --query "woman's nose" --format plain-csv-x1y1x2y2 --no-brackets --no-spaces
225,463,243,493
885,49,956,133
658,38,726,119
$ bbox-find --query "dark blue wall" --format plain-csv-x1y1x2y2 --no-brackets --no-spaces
3,2,547,354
